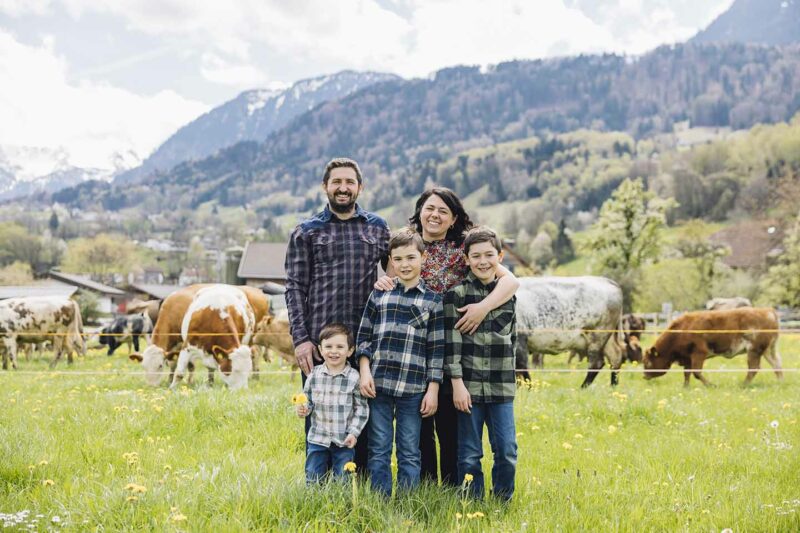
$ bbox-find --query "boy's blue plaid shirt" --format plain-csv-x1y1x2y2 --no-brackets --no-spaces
356,278,445,397
304,363,369,447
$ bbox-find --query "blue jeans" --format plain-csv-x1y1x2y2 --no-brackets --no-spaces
368,391,424,497
305,442,355,483
457,401,517,501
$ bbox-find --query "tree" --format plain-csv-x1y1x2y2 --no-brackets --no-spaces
61,234,137,278
0,261,34,284
583,178,675,311
553,219,576,264
674,220,730,302
761,213,800,307
49,211,60,234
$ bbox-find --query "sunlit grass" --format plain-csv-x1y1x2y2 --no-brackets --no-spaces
1,340,798,531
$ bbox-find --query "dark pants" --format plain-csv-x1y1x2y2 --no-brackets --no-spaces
457,401,517,501
302,360,369,471
420,389,459,486
305,442,354,483
368,391,424,497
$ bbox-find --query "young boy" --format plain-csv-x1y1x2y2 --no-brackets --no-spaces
296,323,369,483
357,228,444,497
445,226,518,501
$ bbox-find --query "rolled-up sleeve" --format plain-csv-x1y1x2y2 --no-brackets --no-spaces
426,300,444,383
285,226,312,347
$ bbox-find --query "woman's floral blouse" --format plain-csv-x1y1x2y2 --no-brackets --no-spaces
421,238,469,294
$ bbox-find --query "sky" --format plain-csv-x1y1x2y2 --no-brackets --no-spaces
0,0,734,171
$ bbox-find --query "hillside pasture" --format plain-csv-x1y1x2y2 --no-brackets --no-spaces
0,338,798,532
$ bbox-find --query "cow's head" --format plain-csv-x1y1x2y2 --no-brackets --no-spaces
212,345,252,390
252,316,274,347
130,345,167,386
642,346,670,379
98,325,111,346
626,336,643,363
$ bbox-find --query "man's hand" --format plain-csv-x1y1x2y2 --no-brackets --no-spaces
452,379,472,414
296,404,310,417
374,275,395,291
360,366,376,398
455,302,490,335
295,341,320,376
343,434,357,448
420,383,439,418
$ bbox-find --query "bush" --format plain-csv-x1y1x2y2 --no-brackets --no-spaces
74,291,102,325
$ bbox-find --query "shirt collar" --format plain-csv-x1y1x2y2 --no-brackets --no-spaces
320,203,367,222
466,271,497,290
320,362,348,377
393,277,428,294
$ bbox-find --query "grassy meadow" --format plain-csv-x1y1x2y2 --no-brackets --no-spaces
1,336,799,532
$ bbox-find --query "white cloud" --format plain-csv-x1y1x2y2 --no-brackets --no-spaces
0,29,208,168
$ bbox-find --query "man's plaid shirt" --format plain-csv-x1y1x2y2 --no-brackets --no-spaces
356,278,445,397
304,363,369,447
285,204,389,349
444,272,517,403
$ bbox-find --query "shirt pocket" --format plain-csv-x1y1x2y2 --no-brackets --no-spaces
490,308,514,336
355,230,381,264
409,304,431,329
312,233,335,264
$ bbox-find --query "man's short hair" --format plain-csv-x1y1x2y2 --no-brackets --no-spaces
389,227,425,254
323,158,363,185
464,226,503,255
318,322,354,348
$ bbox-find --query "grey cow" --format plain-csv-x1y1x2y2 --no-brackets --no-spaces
515,276,624,387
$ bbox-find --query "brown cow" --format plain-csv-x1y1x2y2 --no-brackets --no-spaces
622,314,646,363
253,310,298,375
643,307,782,386
130,284,268,386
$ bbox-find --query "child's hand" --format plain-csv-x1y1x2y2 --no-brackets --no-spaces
420,387,439,418
296,404,310,417
455,302,489,334
374,275,395,291
452,379,472,414
343,434,357,448
360,369,376,398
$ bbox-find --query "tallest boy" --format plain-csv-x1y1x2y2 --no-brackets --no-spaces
285,157,390,468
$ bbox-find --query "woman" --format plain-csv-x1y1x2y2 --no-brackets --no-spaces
375,187,519,486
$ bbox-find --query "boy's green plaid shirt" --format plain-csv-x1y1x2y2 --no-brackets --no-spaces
444,272,517,403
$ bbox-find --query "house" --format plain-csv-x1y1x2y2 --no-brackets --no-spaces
237,242,289,287
127,283,182,301
47,270,127,314
0,283,78,300
709,220,785,270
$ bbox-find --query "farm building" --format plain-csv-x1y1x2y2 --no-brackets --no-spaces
47,270,127,314
0,283,78,300
237,242,288,287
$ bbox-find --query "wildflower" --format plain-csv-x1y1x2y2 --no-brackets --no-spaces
51,516,60,524
42,479,54,486
473,512,485,518
38,460,48,466
721,529,733,533
783,403,791,409
531,425,540,431
608,425,617,434
291,393,308,405
124,483,147,493
562,442,573,450
163,464,172,471
126,496,138,502
574,433,584,439
344,462,357,473
171,513,187,522
747,428,755,433
770,420,779,429
455,513,463,519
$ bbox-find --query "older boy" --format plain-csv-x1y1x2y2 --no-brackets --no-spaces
297,323,369,483
357,228,444,497
445,226,518,501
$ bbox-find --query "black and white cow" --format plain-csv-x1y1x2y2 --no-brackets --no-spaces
0,296,86,369
99,313,153,356
514,276,624,387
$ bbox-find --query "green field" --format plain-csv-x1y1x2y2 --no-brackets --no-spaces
1,338,799,532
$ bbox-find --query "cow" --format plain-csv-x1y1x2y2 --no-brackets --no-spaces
643,307,782,386
622,314,646,363
0,296,86,369
98,313,153,356
170,285,256,390
514,276,624,388
705,297,752,311
129,284,268,386
253,309,298,375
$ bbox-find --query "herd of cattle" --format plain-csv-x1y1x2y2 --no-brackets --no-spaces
0,278,785,389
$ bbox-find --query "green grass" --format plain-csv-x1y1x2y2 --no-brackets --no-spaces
1,340,799,532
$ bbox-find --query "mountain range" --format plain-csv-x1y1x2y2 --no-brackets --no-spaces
692,0,800,46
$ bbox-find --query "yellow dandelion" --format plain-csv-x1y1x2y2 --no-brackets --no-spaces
747,428,755,433
531,425,540,431
783,403,791,409
473,512,485,518
455,513,463,520
464,473,474,483
126,496,138,502
574,433,584,439
38,460,48,466
164,464,172,471
343,462,357,473
28,464,35,471
608,425,617,434
171,513,187,522
291,393,308,405
42,479,55,486
170,507,179,513
562,442,573,450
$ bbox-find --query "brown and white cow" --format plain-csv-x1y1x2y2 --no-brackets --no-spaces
0,296,86,369
170,285,256,390
130,284,268,386
643,307,782,386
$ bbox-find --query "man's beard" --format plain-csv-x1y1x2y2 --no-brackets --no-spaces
328,192,357,213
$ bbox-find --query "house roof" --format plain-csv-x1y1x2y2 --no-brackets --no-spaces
709,220,785,270
0,285,78,300
128,283,182,300
238,242,288,280
48,271,127,296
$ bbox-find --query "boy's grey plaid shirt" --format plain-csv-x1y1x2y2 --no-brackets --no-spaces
304,363,369,447
356,278,445,397
444,272,517,403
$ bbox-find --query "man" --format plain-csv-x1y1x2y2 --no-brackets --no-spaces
285,157,390,469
